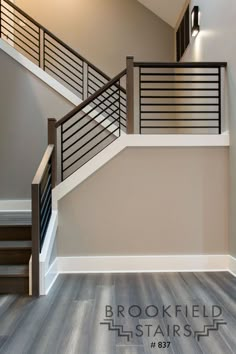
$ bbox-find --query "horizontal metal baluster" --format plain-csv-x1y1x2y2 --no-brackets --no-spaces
62,88,119,135
45,51,83,80
1,18,39,49
44,45,83,74
63,126,119,172
44,37,83,68
141,118,218,121
45,58,83,88
1,4,39,33
1,30,39,61
62,100,120,151
63,115,119,163
44,64,83,94
1,11,39,40
1,24,39,53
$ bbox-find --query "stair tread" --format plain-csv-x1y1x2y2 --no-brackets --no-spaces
0,265,29,277
0,241,32,249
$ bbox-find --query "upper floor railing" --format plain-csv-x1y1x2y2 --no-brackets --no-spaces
0,0,119,100
134,60,226,135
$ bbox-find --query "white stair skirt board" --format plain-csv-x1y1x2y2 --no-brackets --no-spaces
29,256,32,296
57,255,229,273
40,211,58,295
53,133,230,208
0,39,122,137
0,199,31,225
229,255,236,277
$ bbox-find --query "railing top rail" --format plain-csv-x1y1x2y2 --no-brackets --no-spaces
32,145,54,185
56,68,127,128
2,0,114,83
134,62,227,68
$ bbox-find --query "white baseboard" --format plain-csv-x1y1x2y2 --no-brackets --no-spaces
41,254,235,295
229,255,236,277
57,254,229,274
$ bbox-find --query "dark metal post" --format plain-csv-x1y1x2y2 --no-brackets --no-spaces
0,0,2,39
38,27,41,67
82,61,87,100
119,79,121,136
218,67,222,134
139,66,141,134
126,56,134,134
31,183,40,297
48,118,57,187
42,30,45,70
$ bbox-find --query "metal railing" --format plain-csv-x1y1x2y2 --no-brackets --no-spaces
134,61,227,134
55,70,127,181
46,57,227,182
0,0,119,100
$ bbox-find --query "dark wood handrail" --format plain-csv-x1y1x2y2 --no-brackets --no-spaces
56,68,127,127
32,145,54,185
134,62,227,68
2,0,116,84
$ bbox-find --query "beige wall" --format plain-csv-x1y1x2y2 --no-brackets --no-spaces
0,50,73,199
57,147,229,256
16,0,174,76
179,0,235,256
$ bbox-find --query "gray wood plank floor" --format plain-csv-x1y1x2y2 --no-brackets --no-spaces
0,272,235,354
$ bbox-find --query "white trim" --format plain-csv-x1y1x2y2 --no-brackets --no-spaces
53,133,229,207
126,132,230,147
0,199,31,211
43,259,59,295
39,211,58,295
40,211,58,269
229,255,236,277
57,254,229,274
43,254,235,295
29,256,32,296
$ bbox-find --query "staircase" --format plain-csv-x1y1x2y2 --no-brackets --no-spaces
0,225,31,294
0,0,227,296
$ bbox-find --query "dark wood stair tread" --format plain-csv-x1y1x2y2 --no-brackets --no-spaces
0,241,32,249
0,265,29,277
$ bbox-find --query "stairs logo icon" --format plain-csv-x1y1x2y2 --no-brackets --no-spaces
100,319,133,341
194,318,227,342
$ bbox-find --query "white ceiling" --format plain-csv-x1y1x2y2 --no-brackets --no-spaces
137,0,187,28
